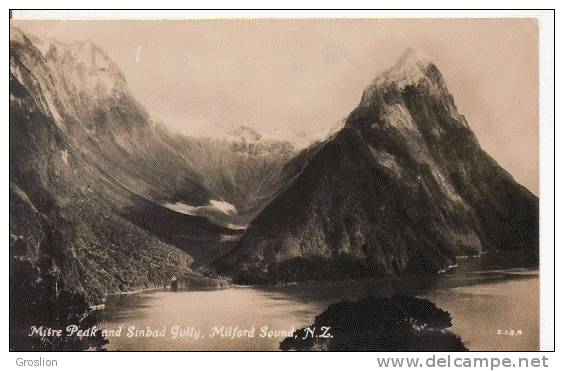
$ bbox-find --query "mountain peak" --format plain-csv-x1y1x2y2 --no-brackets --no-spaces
375,48,432,89
228,125,263,142
223,48,538,283
396,47,431,68
11,27,127,97
359,48,441,107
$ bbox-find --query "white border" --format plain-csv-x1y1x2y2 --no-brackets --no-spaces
537,10,555,353
8,9,559,20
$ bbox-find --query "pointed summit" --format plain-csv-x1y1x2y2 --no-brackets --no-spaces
359,48,444,107
375,47,433,89
220,46,538,284
395,47,431,68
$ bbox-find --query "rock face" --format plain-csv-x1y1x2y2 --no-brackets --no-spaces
219,48,539,282
10,30,179,303
10,28,326,349
10,27,231,308
164,128,324,228
10,25,539,292
9,27,330,268
9,27,326,267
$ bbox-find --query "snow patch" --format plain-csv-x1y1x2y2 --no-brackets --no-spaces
230,225,246,230
209,199,237,215
380,103,419,132
162,201,247,230
220,234,241,242
164,200,237,216
60,149,69,165
430,167,463,203
378,48,431,89
162,202,199,216
369,148,403,179
437,264,458,274
258,123,342,149
167,118,339,150
361,48,440,106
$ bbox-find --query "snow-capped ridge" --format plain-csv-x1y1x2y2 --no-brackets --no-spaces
378,47,432,87
12,28,127,99
360,48,439,107
395,48,431,69
175,120,339,150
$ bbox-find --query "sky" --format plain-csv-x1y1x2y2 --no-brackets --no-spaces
12,18,539,194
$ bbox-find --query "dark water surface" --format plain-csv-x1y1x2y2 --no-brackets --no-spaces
99,253,539,351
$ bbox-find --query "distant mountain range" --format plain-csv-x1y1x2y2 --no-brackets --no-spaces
173,120,341,150
10,27,538,303
218,48,538,283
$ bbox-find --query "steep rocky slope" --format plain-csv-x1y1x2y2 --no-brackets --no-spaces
164,127,323,226
219,49,539,283
8,26,337,349
9,28,325,267
10,28,225,306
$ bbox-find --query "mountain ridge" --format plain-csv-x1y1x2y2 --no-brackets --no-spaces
10,27,330,263
218,49,539,283
10,28,538,297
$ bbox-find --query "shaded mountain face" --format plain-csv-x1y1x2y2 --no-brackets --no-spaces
10,26,298,310
219,48,539,283
163,128,323,227
9,27,220,307
9,28,324,269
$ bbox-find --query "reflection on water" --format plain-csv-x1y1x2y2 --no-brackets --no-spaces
100,287,327,351
99,252,539,351
424,275,539,351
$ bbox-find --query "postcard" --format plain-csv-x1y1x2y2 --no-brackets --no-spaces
8,10,552,353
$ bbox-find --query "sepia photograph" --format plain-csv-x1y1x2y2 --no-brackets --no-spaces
8,10,552,354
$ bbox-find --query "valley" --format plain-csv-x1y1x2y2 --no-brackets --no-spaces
9,26,539,352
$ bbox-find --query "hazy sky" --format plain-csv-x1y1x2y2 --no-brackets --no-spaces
12,19,538,194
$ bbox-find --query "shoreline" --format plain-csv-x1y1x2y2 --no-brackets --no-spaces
98,266,540,300
98,269,539,351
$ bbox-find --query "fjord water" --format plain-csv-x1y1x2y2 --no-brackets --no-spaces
99,254,538,351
